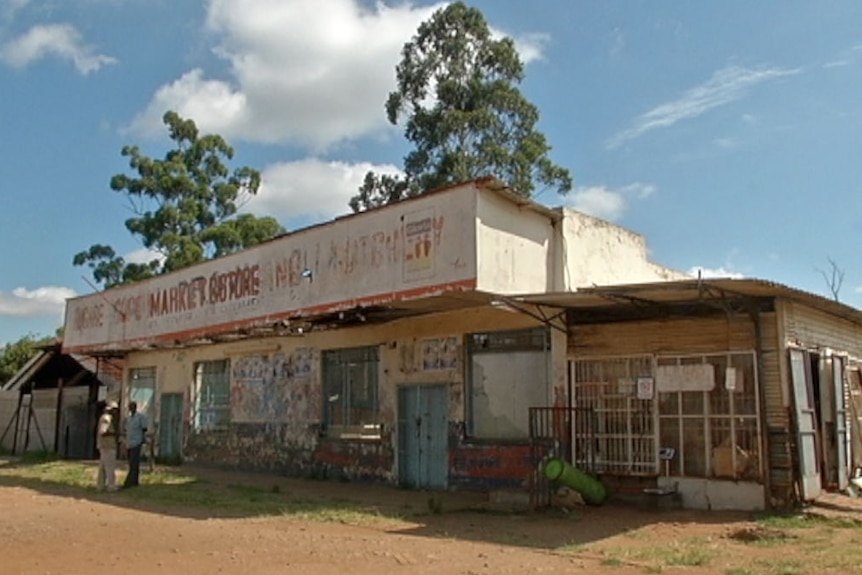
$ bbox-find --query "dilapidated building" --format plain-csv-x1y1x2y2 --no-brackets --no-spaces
61,178,862,510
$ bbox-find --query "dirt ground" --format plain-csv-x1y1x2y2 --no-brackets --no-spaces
2,461,862,575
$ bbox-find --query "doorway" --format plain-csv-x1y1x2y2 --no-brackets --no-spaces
159,393,184,461
398,384,448,489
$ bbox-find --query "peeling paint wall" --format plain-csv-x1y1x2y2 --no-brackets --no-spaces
559,208,688,289
123,306,549,487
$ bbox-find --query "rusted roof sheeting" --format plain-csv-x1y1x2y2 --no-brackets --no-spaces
516,278,862,326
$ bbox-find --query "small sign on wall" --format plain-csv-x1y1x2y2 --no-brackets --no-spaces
725,366,739,391
637,376,655,400
656,364,715,392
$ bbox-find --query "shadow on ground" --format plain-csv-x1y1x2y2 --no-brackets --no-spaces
0,455,793,551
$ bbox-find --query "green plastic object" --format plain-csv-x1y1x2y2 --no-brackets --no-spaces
544,458,607,505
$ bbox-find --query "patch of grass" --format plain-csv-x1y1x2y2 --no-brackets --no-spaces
752,557,803,575
600,557,624,567
0,459,95,488
663,546,714,567
757,512,862,530
555,542,588,553
601,538,717,568
0,460,403,526
19,450,60,463
725,569,760,575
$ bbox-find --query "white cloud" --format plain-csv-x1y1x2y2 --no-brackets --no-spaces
248,158,403,223
124,247,165,265
687,266,744,280
567,186,627,221
2,0,31,21
130,0,443,149
618,182,656,199
495,30,548,64
0,23,117,74
130,0,548,150
0,286,76,318
713,137,739,149
565,181,656,221
606,65,800,149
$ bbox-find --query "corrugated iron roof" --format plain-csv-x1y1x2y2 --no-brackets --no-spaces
515,277,862,326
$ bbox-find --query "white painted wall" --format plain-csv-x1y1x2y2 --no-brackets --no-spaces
473,193,684,295
658,476,765,510
475,189,556,294
558,209,687,289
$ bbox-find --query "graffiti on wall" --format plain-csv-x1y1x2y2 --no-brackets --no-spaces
421,337,459,370
231,348,320,424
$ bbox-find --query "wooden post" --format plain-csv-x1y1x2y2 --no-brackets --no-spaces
54,377,65,455
6,391,24,455
22,395,33,452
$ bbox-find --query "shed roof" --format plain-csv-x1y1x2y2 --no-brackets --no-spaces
514,278,862,326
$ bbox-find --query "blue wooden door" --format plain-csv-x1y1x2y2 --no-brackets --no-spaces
159,393,184,459
398,385,448,489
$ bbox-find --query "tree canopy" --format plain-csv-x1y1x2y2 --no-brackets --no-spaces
0,333,54,385
74,111,284,289
351,1,572,212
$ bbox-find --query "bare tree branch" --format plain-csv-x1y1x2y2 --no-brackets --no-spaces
816,257,844,302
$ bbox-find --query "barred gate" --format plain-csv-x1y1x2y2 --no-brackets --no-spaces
528,406,595,509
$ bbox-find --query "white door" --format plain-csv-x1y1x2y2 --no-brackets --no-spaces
789,349,821,500
832,357,850,490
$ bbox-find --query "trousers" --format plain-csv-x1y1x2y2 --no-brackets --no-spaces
124,444,142,487
97,447,117,491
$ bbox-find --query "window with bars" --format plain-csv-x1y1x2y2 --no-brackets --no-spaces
572,356,656,475
322,346,380,439
657,352,761,480
193,359,231,432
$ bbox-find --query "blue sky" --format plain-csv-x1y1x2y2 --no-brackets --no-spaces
1,0,861,346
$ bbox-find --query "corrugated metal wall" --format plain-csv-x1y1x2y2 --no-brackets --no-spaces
570,315,757,357
783,301,862,357
780,301,862,497
569,311,796,505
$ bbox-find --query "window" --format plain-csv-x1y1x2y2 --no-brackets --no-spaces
468,328,549,439
322,346,380,439
193,359,230,432
657,352,760,480
571,355,656,475
128,367,156,419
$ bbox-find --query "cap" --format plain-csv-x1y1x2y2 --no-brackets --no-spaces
105,400,119,410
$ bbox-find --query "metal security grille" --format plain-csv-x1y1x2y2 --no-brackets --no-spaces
322,346,380,438
571,356,657,475
657,352,761,480
193,359,230,432
528,406,595,509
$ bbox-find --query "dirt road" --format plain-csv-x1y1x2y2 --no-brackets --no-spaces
2,463,861,575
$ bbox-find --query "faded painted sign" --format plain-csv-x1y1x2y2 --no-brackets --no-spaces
64,185,479,352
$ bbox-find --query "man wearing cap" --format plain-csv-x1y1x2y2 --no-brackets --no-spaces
123,401,148,489
96,400,119,491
